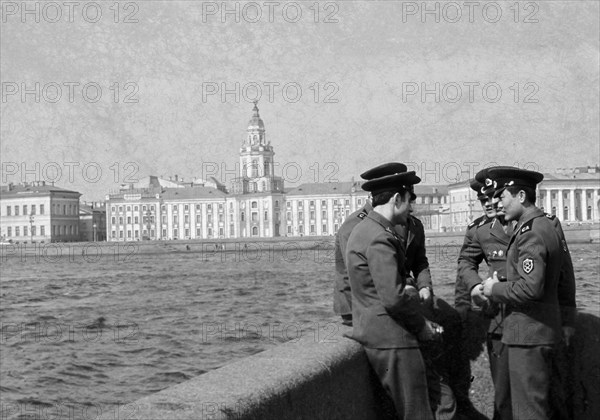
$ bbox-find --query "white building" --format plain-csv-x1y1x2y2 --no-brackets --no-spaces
0,182,81,243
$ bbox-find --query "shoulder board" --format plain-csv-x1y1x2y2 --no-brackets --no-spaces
545,213,556,220
468,216,484,229
478,217,492,227
519,219,534,235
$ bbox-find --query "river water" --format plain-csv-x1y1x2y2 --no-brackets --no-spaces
0,242,598,419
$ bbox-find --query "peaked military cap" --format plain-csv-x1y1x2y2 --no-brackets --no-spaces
362,171,421,196
474,168,496,198
470,179,487,200
360,162,408,180
487,166,544,197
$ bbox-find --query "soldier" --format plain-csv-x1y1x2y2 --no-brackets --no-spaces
456,170,515,419
346,168,455,420
333,162,409,326
482,167,568,419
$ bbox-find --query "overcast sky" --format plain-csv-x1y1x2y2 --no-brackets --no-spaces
1,0,598,200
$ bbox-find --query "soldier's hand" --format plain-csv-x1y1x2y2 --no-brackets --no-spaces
482,271,499,297
418,319,443,342
419,287,433,306
404,284,419,301
562,326,575,347
470,283,488,306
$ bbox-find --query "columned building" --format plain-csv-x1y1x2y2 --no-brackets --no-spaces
538,170,600,222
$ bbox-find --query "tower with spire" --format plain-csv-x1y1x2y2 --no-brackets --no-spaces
231,102,284,194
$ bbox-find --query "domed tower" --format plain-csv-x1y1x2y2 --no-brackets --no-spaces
231,102,284,194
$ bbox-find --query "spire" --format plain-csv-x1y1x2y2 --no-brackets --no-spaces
247,101,265,131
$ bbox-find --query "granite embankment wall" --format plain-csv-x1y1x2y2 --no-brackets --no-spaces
132,312,600,420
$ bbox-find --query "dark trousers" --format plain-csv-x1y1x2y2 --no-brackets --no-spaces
422,297,472,408
365,347,455,420
487,336,512,420
498,345,555,420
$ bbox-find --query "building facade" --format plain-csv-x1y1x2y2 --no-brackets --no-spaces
0,182,81,243
79,202,107,242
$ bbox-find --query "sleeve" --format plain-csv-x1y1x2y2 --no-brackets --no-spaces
551,218,577,327
491,231,547,305
456,226,486,296
411,221,433,290
367,232,425,334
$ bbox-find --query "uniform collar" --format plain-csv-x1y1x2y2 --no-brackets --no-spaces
366,210,397,232
515,207,544,230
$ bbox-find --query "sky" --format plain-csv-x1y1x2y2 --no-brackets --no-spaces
1,0,599,200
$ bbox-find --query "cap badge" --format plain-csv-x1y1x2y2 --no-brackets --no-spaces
485,178,493,186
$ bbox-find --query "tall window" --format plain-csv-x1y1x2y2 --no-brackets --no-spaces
6,206,11,216
31,205,36,215
23,205,28,215
40,226,45,236
15,206,19,216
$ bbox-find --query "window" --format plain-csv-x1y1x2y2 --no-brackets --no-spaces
7,227,11,237
322,210,327,219
143,205,147,211
112,230,116,238
196,204,201,210
135,230,139,238
252,212,258,222
275,200,279,208
299,225,304,234
162,229,167,237
24,226,28,237
357,199,362,206
31,205,36,215
15,206,19,216
173,215,178,224
287,226,292,234
23,205,28,215
173,205,178,213
119,206,123,213
112,206,116,213
287,212,291,221
185,229,189,237
6,206,10,216
241,212,245,222
321,200,326,207
345,200,349,206
333,199,338,206
196,215,201,223
298,201,303,208
251,201,258,209
40,204,44,215
310,211,315,220
208,228,213,237
252,226,258,236
196,228,202,236
127,217,131,224
134,206,138,211
218,214,224,223
134,216,139,224
229,214,233,222
310,225,315,233
286,202,291,209
185,215,190,224
127,206,131,212
264,211,268,221
184,204,189,211
173,229,178,238
15,227,20,236
208,204,212,211
112,217,116,224
162,215,167,224
299,211,304,220
219,227,224,237
40,226,45,236
322,224,327,234
310,200,315,207
219,204,223,211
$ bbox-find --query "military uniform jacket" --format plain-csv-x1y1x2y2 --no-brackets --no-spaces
490,208,563,346
396,216,433,291
346,211,425,349
456,216,512,332
333,203,372,316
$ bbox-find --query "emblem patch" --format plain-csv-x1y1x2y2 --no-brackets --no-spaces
498,250,504,257
521,225,530,234
522,258,534,274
